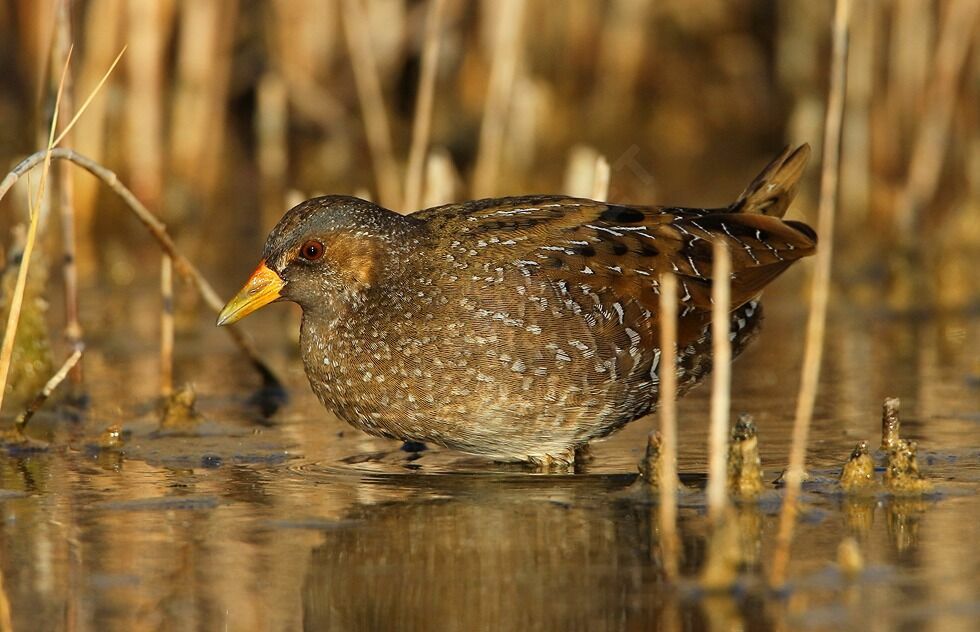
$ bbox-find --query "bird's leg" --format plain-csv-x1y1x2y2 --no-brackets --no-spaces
526,447,577,473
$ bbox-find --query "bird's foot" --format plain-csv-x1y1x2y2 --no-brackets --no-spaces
526,445,588,473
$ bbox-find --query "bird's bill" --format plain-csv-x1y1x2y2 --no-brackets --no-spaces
216,260,285,326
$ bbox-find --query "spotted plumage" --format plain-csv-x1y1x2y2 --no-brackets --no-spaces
219,145,817,466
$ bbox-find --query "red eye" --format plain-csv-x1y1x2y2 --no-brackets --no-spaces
300,240,325,261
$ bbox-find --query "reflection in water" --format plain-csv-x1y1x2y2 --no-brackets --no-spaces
0,289,978,630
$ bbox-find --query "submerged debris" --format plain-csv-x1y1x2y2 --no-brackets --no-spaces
772,468,809,487
727,414,765,499
839,441,876,491
880,397,901,452
159,383,205,432
885,439,933,494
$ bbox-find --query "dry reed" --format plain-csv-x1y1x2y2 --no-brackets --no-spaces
563,145,601,199
256,72,289,230
707,240,732,523
592,155,610,202
895,0,979,238
769,0,851,590
14,346,83,432
169,0,234,204
125,0,169,208
472,0,524,198
0,149,281,389
403,0,447,212
422,147,458,208
53,0,83,381
160,256,174,396
0,46,73,414
341,0,402,208
71,0,124,234
658,272,680,580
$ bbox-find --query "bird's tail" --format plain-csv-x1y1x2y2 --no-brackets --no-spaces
728,144,810,218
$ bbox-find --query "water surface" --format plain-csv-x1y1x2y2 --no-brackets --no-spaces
2,278,978,631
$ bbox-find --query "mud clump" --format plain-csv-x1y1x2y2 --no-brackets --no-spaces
728,414,764,499
637,431,664,487
885,439,933,494
98,424,126,450
839,441,876,491
159,384,205,432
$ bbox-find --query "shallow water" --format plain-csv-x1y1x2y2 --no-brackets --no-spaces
2,276,979,631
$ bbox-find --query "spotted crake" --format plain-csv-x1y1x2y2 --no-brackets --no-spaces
218,145,816,467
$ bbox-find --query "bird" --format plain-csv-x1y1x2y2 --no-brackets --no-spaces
218,145,816,468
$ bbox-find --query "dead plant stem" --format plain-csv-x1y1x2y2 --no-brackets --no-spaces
707,241,732,523
15,346,83,432
769,0,851,590
404,0,447,211
0,148,281,388
341,0,402,209
658,272,680,580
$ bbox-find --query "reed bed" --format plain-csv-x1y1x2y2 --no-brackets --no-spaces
0,0,974,601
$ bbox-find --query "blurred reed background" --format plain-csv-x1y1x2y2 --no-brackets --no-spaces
0,0,977,345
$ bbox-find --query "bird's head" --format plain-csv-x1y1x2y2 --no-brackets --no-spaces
217,196,417,325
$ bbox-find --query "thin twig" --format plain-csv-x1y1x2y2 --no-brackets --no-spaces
0,149,282,388
341,0,402,209
658,272,680,581
403,0,447,212
769,0,851,590
472,0,525,198
52,47,126,148
15,347,83,432
707,240,732,523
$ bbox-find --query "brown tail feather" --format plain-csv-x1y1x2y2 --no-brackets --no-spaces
729,144,811,218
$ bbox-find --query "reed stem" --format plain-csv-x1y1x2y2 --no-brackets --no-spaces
54,0,83,382
160,256,175,396
341,0,402,209
0,47,72,415
707,240,732,523
0,149,282,390
472,0,524,198
592,155,610,202
658,272,680,580
895,0,979,238
769,0,851,590
15,347,84,433
403,0,447,212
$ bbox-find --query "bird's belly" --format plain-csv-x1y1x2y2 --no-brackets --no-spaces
297,299,764,461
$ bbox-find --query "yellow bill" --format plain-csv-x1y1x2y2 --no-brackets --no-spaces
216,260,285,326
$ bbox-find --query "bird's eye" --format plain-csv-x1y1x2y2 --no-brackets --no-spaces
300,240,325,261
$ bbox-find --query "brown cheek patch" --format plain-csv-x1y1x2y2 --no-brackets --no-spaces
322,235,377,289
